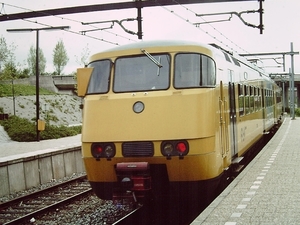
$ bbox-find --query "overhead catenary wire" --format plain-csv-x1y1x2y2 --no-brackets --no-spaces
0,2,137,45
22,18,120,46
2,1,257,55
156,0,251,55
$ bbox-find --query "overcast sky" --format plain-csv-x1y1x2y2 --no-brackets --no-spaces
0,0,299,74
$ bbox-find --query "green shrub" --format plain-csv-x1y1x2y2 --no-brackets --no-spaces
40,124,81,140
0,115,81,142
0,116,36,141
295,108,300,117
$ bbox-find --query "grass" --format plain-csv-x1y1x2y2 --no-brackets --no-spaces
0,83,54,97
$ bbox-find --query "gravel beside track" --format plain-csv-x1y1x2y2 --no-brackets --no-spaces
0,172,136,225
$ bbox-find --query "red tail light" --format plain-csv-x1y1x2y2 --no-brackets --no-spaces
95,146,103,154
176,142,187,153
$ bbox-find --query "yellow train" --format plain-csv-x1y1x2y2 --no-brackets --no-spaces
77,40,282,203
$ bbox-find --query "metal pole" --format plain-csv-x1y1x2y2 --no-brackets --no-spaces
12,79,15,116
36,30,40,141
282,81,285,113
259,0,263,34
136,0,143,39
290,42,295,120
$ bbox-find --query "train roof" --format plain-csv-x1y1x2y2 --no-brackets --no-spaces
100,39,215,53
92,39,270,78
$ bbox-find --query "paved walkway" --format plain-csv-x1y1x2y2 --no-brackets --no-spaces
0,125,11,143
192,117,300,225
0,125,81,162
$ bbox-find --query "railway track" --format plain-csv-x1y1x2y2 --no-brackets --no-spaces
0,175,92,225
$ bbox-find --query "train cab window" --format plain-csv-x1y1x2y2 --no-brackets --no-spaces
174,53,216,88
87,60,111,94
238,84,244,116
113,54,170,92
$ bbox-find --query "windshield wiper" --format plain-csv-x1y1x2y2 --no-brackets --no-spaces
141,49,163,68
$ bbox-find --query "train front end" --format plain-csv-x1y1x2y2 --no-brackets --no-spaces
77,41,224,202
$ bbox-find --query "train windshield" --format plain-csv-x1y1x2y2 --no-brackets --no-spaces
114,54,170,92
87,60,111,94
174,53,216,88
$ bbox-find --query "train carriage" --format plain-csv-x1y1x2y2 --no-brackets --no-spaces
77,40,282,203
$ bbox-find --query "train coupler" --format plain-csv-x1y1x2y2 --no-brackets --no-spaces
114,162,152,203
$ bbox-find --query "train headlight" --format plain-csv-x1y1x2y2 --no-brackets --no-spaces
91,143,116,160
133,101,144,113
162,143,174,156
104,145,115,158
161,140,189,159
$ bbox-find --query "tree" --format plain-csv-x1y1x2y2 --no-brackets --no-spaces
0,38,22,80
27,45,46,76
75,44,90,67
0,36,9,73
53,39,69,75
1,62,18,80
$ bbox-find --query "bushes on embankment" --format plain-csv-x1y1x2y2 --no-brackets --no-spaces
0,115,81,142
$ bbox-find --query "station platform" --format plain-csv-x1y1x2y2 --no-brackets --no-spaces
0,131,83,197
192,117,300,225
0,131,81,162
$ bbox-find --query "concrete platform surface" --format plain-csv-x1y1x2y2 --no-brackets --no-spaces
0,133,81,162
192,117,300,225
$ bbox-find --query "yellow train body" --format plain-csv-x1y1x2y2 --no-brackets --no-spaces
77,40,282,200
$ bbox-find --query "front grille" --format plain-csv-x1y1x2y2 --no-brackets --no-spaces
122,141,154,157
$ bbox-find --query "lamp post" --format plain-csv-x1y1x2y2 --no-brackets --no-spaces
290,42,295,120
7,26,70,141
11,79,15,116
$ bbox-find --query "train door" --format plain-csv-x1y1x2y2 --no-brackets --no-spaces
219,81,229,158
228,71,238,157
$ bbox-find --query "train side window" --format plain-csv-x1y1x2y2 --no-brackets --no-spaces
265,90,268,107
238,84,244,116
262,89,264,109
87,59,111,94
257,88,261,110
254,87,259,111
276,91,282,104
250,86,254,113
174,53,216,88
269,90,272,107
244,85,250,114
266,90,270,107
